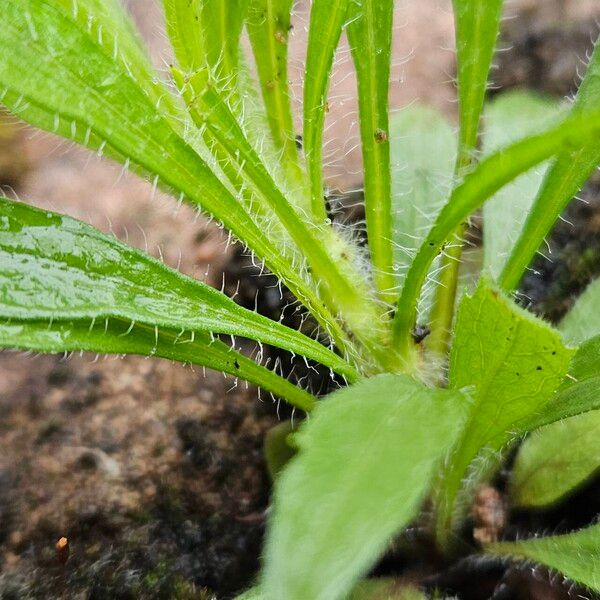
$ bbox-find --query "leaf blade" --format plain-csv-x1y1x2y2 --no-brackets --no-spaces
264,374,467,600
0,198,357,382
488,524,600,591
347,0,395,300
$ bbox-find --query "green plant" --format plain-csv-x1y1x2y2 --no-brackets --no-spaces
1,0,600,597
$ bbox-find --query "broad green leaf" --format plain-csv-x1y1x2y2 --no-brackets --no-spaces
510,410,600,508
390,105,456,311
51,0,178,117
500,39,600,291
392,106,600,352
434,279,574,546
482,92,563,279
559,278,600,345
1,318,314,411
452,0,504,164
0,198,357,383
488,523,600,591
247,0,302,182
163,0,248,79
264,374,467,600
303,0,350,220
0,0,344,344
347,0,395,300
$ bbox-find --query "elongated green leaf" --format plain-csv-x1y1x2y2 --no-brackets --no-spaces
560,278,600,345
0,198,357,383
52,0,178,117
434,279,574,546
488,524,600,591
500,39,600,291
452,0,503,165
264,374,467,600
390,105,456,312
303,0,350,221
247,0,302,181
163,0,248,79
1,318,314,411
347,0,394,300
482,92,563,279
392,107,600,353
511,410,600,508
0,0,346,345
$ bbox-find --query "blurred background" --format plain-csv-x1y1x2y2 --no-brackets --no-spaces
0,1,598,598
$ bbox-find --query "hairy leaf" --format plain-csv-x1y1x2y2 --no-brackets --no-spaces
452,0,503,163
247,0,301,180
0,198,357,382
482,92,563,279
488,524,600,591
1,318,314,411
500,39,600,291
435,279,574,545
347,0,394,299
511,410,600,508
264,374,467,600
163,0,248,78
303,0,350,220
392,107,600,351
52,0,177,116
0,0,347,344
560,278,600,345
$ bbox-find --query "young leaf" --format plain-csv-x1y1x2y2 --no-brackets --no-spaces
510,410,600,508
392,107,600,354
434,279,574,546
500,39,600,291
1,318,315,411
0,198,357,382
487,523,600,591
347,0,394,300
0,0,344,345
390,105,456,312
264,374,467,600
482,92,563,279
303,0,350,221
163,0,248,79
452,0,504,165
246,0,302,181
559,278,600,345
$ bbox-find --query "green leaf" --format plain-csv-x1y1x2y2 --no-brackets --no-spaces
0,198,357,384
452,0,504,165
247,0,302,180
303,0,350,221
434,279,574,546
500,39,600,291
52,0,178,117
560,278,600,345
0,0,347,345
390,105,456,311
510,410,600,508
1,317,315,412
347,0,394,300
163,0,248,79
487,523,600,591
482,92,564,279
264,374,467,600
392,106,600,354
